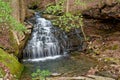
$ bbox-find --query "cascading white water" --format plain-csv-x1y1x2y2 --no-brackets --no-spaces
23,13,67,61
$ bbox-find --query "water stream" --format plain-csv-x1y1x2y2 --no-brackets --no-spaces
21,13,96,79
21,54,99,80
23,13,68,61
21,13,113,80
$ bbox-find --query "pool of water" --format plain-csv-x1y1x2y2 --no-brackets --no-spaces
20,53,100,80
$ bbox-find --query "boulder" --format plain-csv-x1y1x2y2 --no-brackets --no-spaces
0,49,24,79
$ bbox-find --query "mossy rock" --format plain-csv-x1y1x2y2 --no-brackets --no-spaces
9,30,19,55
0,24,19,56
0,48,24,79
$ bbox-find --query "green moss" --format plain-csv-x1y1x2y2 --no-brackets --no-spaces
0,48,24,79
104,44,119,50
104,57,120,64
111,44,119,50
9,30,19,56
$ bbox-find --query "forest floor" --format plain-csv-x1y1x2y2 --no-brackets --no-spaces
84,20,120,79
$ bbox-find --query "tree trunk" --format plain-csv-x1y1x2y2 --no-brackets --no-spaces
66,0,69,13
55,0,57,4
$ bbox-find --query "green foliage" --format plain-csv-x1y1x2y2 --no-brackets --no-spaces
31,69,51,80
52,12,83,32
0,0,26,32
44,0,86,40
44,0,66,15
44,5,63,15
0,0,11,22
9,16,26,32
44,0,84,32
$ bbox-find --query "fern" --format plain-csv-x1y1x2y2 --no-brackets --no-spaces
31,69,51,80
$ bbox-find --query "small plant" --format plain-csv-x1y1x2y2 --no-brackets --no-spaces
44,0,65,15
31,69,51,80
52,12,83,32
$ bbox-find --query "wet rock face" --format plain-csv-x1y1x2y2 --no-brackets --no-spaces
25,0,55,10
82,0,120,20
82,0,120,38
67,29,85,51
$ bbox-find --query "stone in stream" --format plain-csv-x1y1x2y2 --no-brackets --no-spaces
51,73,62,77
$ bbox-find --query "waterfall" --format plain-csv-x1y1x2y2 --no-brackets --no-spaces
23,13,68,61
